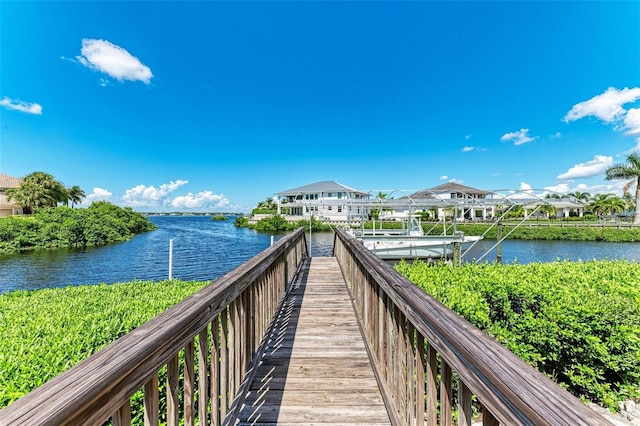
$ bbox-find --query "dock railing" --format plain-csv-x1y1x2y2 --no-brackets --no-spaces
333,228,610,426
0,228,307,426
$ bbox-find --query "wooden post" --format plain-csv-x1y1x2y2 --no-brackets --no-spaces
453,241,461,266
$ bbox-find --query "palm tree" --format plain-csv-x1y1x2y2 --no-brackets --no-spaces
605,153,640,224
622,191,635,212
589,193,616,216
67,185,86,208
6,171,71,213
568,190,591,202
6,182,49,214
601,196,626,216
539,203,556,219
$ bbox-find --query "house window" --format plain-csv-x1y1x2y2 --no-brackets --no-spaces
328,206,332,210
327,192,333,198
338,206,342,213
338,192,343,199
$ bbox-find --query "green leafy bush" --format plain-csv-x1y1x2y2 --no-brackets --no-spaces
395,260,640,408
424,223,640,242
252,214,334,232
0,280,209,411
234,215,249,227
0,203,156,254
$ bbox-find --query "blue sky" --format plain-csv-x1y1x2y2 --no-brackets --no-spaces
1,1,639,213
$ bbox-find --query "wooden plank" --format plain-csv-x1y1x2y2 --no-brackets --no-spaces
233,257,391,425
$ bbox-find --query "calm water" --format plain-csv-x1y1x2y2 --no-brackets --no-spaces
0,216,638,293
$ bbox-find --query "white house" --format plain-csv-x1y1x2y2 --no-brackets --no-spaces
523,200,585,219
395,182,495,221
274,181,370,223
0,174,23,217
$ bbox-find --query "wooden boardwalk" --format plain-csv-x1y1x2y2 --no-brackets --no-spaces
235,257,391,425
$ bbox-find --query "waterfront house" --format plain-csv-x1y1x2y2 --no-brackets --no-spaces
395,182,495,221
274,181,370,223
523,200,585,219
0,173,23,217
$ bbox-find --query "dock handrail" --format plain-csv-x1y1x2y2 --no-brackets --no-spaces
0,227,307,426
333,228,610,425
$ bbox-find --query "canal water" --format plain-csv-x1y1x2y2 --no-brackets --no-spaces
1,216,639,294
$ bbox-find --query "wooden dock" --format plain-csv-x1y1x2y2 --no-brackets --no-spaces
235,256,391,425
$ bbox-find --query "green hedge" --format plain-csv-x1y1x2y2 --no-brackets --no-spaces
0,202,156,254
395,260,640,408
252,214,334,232
428,223,640,242
0,280,209,416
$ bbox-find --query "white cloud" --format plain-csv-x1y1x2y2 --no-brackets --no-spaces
171,191,230,209
465,135,471,139
506,182,537,200
544,183,570,194
0,96,42,115
624,108,640,135
122,180,188,207
552,132,562,138
520,182,533,192
563,87,640,123
556,155,613,180
449,178,464,184
500,128,537,145
77,39,153,84
462,146,474,152
545,182,624,198
83,187,113,204
440,175,448,180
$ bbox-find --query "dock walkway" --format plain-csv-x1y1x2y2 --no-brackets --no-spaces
235,256,391,425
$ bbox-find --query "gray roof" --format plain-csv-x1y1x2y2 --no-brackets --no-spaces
275,181,368,197
428,182,490,195
398,182,489,200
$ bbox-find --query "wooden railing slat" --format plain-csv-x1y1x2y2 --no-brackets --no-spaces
198,328,209,426
144,373,159,426
426,344,438,426
440,360,453,426
112,399,131,426
210,316,220,426
167,354,179,426
184,340,195,426
458,379,473,426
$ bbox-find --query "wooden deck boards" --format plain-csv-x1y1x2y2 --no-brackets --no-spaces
235,257,391,425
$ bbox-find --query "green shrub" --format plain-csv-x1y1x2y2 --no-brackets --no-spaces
234,215,249,227
0,203,156,254
0,280,209,415
395,260,640,408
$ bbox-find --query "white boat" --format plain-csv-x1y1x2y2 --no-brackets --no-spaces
353,216,482,261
